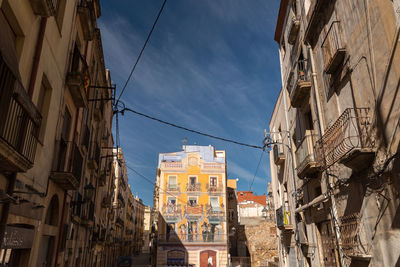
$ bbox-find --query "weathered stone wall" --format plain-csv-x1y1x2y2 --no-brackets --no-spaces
243,219,279,267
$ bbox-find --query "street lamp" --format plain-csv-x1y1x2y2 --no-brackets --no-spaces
262,207,268,219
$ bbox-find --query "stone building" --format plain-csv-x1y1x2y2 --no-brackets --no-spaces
152,145,228,267
133,195,145,255
270,0,400,266
143,205,152,253
237,191,267,223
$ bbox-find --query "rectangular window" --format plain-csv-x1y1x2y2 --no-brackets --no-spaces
167,197,176,206
188,197,197,207
61,108,71,141
168,176,177,189
189,176,196,185
209,177,217,187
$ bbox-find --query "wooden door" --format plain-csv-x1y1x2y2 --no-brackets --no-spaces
200,250,216,267
319,221,337,267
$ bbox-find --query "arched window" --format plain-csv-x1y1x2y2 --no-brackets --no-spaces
45,195,59,226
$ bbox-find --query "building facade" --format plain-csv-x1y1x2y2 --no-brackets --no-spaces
143,205,152,253
270,0,400,266
237,191,267,223
0,0,144,266
153,145,228,267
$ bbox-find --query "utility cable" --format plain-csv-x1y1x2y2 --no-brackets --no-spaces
119,107,265,150
116,0,168,104
249,150,265,191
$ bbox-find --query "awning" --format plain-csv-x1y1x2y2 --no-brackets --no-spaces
210,198,220,212
0,12,21,80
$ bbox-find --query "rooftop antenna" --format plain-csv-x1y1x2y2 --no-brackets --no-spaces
182,137,187,151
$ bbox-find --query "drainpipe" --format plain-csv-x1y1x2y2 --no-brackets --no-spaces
308,46,345,267
281,88,303,267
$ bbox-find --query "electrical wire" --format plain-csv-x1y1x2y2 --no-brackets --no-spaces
116,0,168,104
119,107,265,150
249,150,265,191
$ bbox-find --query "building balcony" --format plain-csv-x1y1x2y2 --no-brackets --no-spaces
316,108,375,170
295,131,320,178
160,161,184,171
185,182,201,193
304,0,331,43
80,124,90,153
288,16,300,45
116,216,124,227
206,183,223,195
29,0,56,17
289,59,312,108
273,143,285,165
0,56,42,172
206,204,225,224
322,21,346,74
77,0,95,40
87,141,100,170
162,204,182,223
184,204,204,219
201,162,225,173
50,141,83,190
66,45,89,108
158,233,226,244
165,183,181,194
276,206,293,232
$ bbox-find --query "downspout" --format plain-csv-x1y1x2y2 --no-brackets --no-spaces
281,88,303,267
308,46,345,267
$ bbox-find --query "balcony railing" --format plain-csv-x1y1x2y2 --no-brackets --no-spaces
165,183,181,193
201,162,225,172
184,204,204,217
295,132,320,178
160,162,184,170
321,21,346,74
185,182,201,193
66,45,89,108
88,141,100,169
162,204,182,222
158,233,226,244
50,141,82,190
30,0,57,17
206,183,223,194
276,206,293,231
206,204,225,219
316,108,375,170
0,56,42,172
288,59,312,108
77,0,95,40
273,143,285,165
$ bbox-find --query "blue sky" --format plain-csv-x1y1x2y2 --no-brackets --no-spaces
98,0,282,206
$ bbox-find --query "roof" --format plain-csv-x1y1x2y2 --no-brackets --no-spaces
237,191,266,206
274,0,289,43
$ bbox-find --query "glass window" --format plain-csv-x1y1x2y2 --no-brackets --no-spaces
189,176,196,185
168,176,177,189
188,197,197,206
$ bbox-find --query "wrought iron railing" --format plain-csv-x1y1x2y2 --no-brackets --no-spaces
185,182,201,192
206,204,225,217
162,204,182,216
159,233,226,243
340,212,369,256
0,56,42,166
288,59,310,95
321,21,345,72
52,140,83,183
315,108,374,170
206,183,223,193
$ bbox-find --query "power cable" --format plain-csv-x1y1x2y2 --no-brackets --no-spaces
249,150,265,191
119,107,265,150
116,0,168,104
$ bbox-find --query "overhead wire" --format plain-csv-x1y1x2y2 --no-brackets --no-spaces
119,107,265,150
116,0,168,105
249,150,265,191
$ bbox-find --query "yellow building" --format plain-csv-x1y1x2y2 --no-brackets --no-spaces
153,145,228,267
